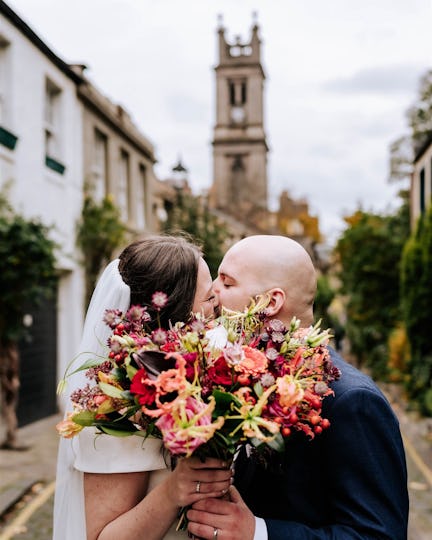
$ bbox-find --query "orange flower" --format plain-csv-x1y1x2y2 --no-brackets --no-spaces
56,413,83,439
235,346,268,376
156,354,188,395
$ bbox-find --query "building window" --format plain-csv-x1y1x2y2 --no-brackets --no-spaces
0,37,10,126
420,167,425,214
92,129,108,202
0,36,18,151
44,79,65,173
118,149,130,222
136,164,147,230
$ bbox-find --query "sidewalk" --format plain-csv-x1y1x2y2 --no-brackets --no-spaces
381,382,432,473
0,413,62,518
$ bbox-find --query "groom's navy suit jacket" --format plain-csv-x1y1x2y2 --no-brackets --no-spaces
235,349,409,539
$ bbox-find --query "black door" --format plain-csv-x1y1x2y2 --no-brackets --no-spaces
17,293,58,426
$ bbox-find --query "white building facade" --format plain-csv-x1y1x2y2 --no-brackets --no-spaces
0,1,159,421
0,2,86,421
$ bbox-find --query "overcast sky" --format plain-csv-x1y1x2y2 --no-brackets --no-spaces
8,0,432,243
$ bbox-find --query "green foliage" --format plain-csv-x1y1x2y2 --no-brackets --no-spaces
400,204,432,414
163,190,230,278
334,196,409,379
314,274,344,349
76,195,127,307
0,201,57,343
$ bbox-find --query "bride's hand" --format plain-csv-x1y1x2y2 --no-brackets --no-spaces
166,457,233,507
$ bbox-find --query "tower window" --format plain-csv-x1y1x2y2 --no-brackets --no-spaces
232,155,244,172
228,80,247,106
229,82,236,106
241,82,247,104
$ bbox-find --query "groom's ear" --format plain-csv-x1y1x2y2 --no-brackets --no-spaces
265,288,285,317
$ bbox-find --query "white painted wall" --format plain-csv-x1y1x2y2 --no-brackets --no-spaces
0,13,85,408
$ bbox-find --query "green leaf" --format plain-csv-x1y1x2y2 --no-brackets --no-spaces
72,411,96,426
253,381,263,397
250,432,284,452
69,358,105,376
99,381,125,399
213,389,242,409
98,426,136,437
126,364,138,380
267,432,285,452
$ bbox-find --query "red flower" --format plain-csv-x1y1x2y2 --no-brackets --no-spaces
207,356,233,386
183,352,199,381
130,368,156,406
160,341,177,353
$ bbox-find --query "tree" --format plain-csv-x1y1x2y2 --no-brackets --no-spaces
400,204,432,414
406,69,432,154
389,69,432,184
163,189,230,278
334,195,409,378
0,196,57,448
313,273,344,352
76,195,127,307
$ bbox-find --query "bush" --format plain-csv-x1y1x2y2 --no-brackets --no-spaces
400,204,432,414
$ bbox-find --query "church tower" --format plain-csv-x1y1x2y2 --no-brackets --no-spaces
210,15,269,229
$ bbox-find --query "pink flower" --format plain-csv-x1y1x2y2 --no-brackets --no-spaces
152,291,168,310
126,305,149,321
156,396,224,457
276,375,304,408
151,328,168,345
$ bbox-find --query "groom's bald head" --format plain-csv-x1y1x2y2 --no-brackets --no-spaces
213,235,317,326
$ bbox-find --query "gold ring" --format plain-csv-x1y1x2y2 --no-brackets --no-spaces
213,527,219,539
196,481,201,493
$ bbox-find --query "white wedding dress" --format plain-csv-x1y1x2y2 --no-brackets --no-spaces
53,428,187,539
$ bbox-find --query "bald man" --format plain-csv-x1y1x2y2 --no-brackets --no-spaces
187,236,408,540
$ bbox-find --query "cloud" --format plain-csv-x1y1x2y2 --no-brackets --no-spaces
165,94,209,124
324,64,424,95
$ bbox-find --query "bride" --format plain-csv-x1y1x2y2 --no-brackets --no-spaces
53,235,231,540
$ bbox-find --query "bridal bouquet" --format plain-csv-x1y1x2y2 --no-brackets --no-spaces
57,294,341,462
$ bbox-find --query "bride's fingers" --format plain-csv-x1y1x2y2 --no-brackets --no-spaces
192,479,231,496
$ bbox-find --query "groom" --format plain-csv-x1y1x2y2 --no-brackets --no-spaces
187,235,408,540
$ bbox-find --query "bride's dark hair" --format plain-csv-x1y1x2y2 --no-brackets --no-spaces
118,234,202,329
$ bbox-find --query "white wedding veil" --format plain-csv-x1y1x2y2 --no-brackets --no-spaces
53,259,130,540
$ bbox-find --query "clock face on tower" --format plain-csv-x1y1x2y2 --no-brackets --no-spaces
230,106,245,124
